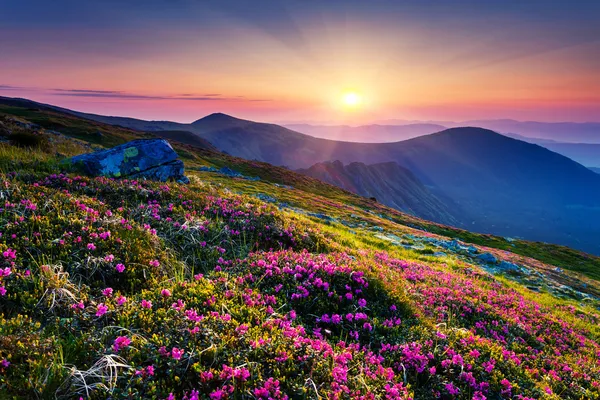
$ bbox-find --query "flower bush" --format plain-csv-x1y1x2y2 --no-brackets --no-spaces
0,172,599,399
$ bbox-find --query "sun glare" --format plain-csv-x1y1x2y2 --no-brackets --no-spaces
342,92,361,108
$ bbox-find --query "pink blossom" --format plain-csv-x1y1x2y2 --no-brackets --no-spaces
115,263,125,273
171,347,184,360
141,299,153,309
113,336,131,352
161,289,172,297
96,303,108,317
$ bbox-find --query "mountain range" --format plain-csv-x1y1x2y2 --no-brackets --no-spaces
297,160,461,225
2,96,600,254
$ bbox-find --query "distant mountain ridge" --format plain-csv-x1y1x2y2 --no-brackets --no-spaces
298,160,461,226
284,123,447,142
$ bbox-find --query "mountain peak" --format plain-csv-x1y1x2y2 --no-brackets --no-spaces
192,112,246,126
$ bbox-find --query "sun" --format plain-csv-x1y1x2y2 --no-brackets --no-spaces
342,92,362,108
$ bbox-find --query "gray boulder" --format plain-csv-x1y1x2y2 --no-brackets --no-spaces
67,139,189,183
477,252,498,264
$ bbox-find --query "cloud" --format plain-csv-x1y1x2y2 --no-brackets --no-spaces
0,84,28,90
0,85,271,102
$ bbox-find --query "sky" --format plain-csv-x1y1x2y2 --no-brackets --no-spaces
1,0,600,124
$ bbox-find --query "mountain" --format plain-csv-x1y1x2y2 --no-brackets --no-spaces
284,123,447,142
4,96,600,253
457,119,600,143
534,142,600,168
151,130,218,151
298,160,460,225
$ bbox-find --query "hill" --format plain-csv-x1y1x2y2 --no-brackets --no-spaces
3,96,600,254
1,103,600,399
298,160,460,225
284,123,447,142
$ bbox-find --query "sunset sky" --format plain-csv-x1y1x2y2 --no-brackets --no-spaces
1,0,600,123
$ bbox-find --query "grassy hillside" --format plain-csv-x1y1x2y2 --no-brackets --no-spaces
2,104,600,398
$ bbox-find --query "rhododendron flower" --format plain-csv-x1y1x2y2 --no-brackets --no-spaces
71,301,85,310
171,347,184,360
0,286,6,296
2,248,16,259
117,295,127,306
102,287,113,297
161,289,172,297
149,259,160,267
358,298,367,307
141,299,152,309
87,243,96,251
445,382,460,395
104,254,114,262
112,336,131,352
115,263,125,273
96,303,108,317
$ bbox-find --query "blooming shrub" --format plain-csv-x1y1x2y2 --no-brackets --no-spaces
0,172,599,399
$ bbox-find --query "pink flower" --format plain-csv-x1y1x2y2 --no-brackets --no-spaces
115,263,125,273
96,303,108,317
1,359,9,368
113,336,131,352
445,382,460,395
102,287,113,297
71,301,85,310
149,259,160,268
161,289,172,297
358,298,367,308
117,295,127,306
171,347,184,360
104,254,115,262
0,286,6,296
87,243,96,251
2,248,16,259
141,299,152,309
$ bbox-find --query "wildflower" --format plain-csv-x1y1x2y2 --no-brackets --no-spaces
0,286,6,296
149,259,160,268
445,382,460,395
102,287,113,297
87,243,96,251
171,347,184,360
71,301,85,310
115,263,125,273
161,289,172,297
117,295,127,306
1,359,9,368
2,248,16,259
141,299,152,309
104,254,115,262
113,336,131,352
358,298,367,308
96,303,108,317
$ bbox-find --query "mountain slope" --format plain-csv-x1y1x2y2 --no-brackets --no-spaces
4,96,600,254
2,107,600,398
298,160,460,225
284,123,447,142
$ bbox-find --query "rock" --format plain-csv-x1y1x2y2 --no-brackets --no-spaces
477,252,498,264
255,193,277,203
497,261,522,274
67,139,188,183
